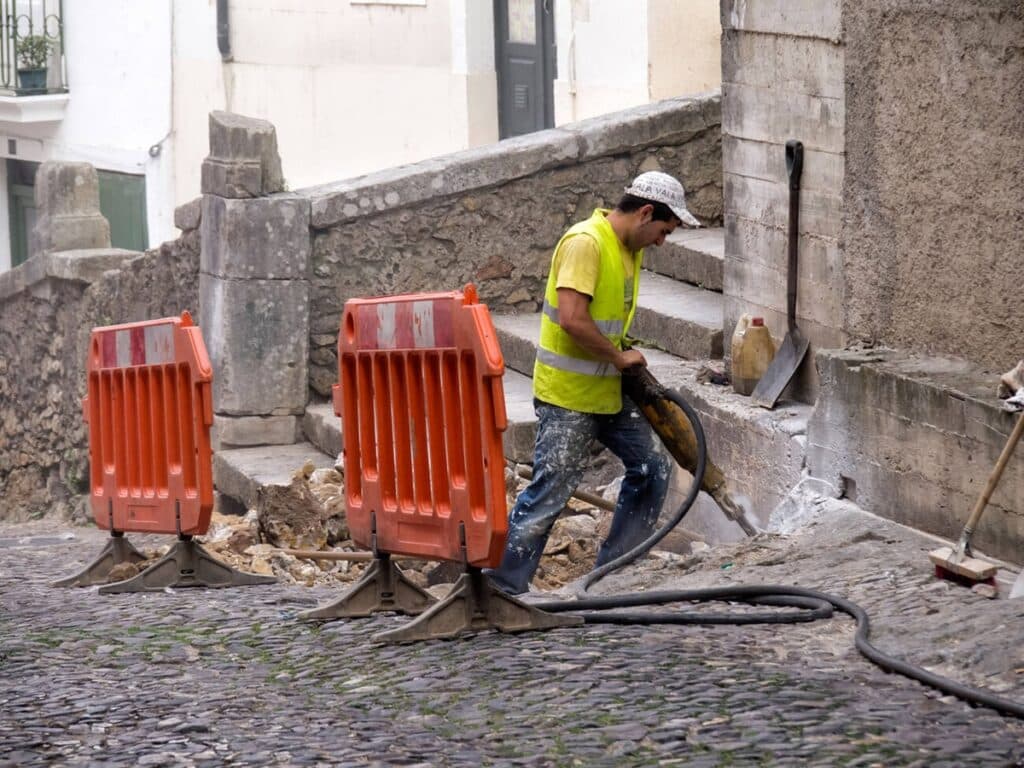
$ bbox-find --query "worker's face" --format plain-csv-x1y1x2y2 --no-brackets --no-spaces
631,206,678,249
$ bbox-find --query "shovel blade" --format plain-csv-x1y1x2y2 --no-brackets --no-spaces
751,330,810,409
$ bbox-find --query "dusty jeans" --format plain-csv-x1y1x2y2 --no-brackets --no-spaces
485,398,671,595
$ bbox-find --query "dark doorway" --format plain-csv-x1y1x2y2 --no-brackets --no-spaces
494,0,555,139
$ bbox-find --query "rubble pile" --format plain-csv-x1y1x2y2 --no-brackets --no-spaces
104,463,617,593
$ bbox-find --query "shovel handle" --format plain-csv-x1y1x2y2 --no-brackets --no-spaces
786,140,804,190
785,140,804,331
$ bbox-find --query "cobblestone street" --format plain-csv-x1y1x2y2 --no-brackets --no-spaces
3,505,1024,767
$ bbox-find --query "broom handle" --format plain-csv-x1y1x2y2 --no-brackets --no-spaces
964,411,1024,534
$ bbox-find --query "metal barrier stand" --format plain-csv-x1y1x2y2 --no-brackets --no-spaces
52,502,147,587
374,523,582,642
299,515,436,620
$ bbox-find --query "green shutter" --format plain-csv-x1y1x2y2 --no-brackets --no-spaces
98,170,148,251
7,159,39,267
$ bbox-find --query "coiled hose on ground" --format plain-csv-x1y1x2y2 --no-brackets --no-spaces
534,387,1024,720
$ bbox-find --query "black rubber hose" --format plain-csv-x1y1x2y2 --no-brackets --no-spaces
541,384,1024,720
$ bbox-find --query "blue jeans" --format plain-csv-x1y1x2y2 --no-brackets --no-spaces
485,399,671,595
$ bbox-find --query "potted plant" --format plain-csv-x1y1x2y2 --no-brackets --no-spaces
16,34,52,93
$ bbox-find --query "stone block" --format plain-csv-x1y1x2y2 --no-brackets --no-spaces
302,402,343,459
201,160,264,200
724,214,842,282
212,415,299,450
31,162,111,257
722,83,845,154
200,195,311,279
724,172,842,238
723,136,844,196
201,111,284,198
722,30,844,100
213,443,333,511
200,274,309,416
721,0,841,40
723,256,842,329
174,197,202,231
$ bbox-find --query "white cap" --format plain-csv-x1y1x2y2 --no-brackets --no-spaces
624,171,701,227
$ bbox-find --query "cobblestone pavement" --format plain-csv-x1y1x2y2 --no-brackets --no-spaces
2,504,1024,767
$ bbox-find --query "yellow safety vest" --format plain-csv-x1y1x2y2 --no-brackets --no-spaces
533,209,642,414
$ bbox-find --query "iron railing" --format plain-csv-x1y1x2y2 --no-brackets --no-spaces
0,0,65,96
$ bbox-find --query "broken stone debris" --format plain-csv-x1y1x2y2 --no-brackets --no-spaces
98,460,710,592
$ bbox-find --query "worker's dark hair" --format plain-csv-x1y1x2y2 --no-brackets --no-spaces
616,193,680,225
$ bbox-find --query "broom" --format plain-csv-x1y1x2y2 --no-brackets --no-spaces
929,411,1024,586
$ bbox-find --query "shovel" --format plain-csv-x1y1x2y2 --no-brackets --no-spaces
751,140,810,409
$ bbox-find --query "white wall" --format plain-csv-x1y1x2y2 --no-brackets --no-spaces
553,0,721,125
0,0,175,263
172,0,499,210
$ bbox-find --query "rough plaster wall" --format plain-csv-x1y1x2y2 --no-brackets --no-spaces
307,129,722,396
843,0,1024,370
0,234,199,522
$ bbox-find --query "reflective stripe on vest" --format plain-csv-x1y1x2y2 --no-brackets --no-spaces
532,209,642,414
541,299,624,335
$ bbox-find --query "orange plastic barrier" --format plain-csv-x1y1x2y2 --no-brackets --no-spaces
334,285,508,567
83,311,214,536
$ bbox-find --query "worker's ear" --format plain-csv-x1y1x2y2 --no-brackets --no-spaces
640,204,654,224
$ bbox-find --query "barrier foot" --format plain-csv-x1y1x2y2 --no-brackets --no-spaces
374,568,584,643
52,533,147,587
298,553,435,621
98,537,276,594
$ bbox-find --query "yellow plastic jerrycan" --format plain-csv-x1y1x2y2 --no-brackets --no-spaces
732,315,776,396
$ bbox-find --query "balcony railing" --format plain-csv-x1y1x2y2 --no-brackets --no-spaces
0,0,65,96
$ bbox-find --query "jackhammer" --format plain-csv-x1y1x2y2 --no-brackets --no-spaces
621,364,758,537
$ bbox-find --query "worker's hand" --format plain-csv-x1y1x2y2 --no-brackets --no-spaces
615,348,647,371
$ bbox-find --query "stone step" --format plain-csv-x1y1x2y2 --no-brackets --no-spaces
631,271,723,359
644,227,724,291
213,442,335,511
491,311,812,539
302,401,342,459
494,274,723,365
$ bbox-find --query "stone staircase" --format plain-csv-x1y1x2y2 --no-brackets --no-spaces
214,227,814,542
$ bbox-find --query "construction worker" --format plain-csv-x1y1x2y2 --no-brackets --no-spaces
486,171,702,595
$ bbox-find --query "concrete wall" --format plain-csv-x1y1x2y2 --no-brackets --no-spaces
807,349,1023,564
302,94,723,396
842,0,1024,372
720,0,846,401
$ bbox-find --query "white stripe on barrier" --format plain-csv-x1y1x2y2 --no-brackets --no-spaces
145,324,175,365
412,300,436,349
377,302,397,350
116,329,132,368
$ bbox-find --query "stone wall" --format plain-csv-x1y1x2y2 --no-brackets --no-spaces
0,232,199,522
720,0,846,401
303,95,723,396
842,0,1024,371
